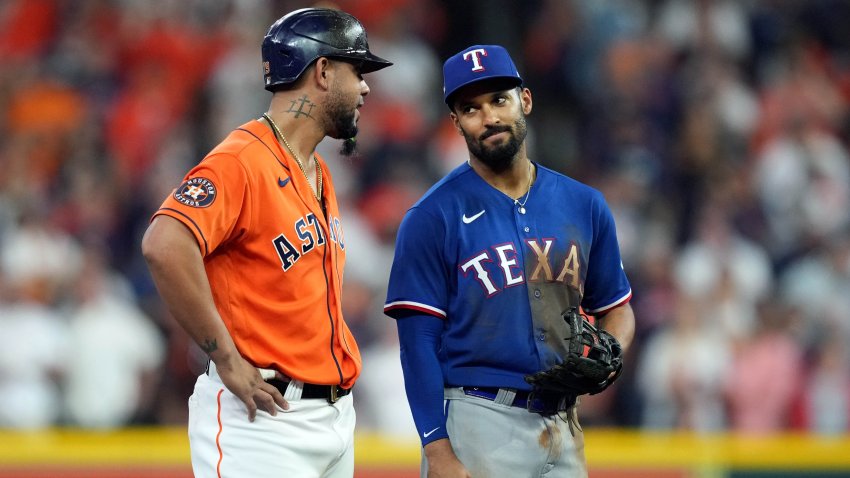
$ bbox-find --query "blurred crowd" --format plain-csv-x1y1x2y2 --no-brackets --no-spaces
0,0,848,437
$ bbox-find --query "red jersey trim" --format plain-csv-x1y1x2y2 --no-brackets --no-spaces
384,301,447,319
586,290,632,315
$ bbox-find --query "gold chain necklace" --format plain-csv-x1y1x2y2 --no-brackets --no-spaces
262,113,322,201
515,160,534,214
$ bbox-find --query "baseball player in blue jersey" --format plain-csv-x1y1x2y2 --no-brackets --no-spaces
384,45,635,477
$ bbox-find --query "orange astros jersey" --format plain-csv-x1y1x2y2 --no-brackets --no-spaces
153,119,360,389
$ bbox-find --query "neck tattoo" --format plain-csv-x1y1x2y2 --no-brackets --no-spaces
263,113,322,201
515,160,533,215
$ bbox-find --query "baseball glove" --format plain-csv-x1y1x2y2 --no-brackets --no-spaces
524,307,623,396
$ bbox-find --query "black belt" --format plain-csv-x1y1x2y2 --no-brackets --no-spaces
204,363,350,404
268,378,351,404
462,387,574,416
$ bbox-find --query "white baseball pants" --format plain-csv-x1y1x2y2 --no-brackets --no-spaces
188,365,355,478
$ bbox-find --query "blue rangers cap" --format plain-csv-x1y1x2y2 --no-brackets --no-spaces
442,44,523,106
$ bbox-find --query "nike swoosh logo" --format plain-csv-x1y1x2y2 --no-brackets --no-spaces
423,427,441,438
278,177,290,187
462,210,485,224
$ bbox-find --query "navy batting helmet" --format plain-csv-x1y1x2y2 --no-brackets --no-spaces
261,8,392,91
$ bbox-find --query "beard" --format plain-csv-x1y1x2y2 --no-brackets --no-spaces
324,87,360,157
340,137,357,156
462,114,528,173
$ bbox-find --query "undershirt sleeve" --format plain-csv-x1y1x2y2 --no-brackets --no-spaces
396,313,449,446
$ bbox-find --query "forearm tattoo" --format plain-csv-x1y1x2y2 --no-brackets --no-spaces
201,338,218,354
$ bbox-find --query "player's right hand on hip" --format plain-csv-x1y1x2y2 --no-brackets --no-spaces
215,355,289,421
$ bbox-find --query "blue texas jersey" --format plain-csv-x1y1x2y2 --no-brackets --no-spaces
384,161,631,390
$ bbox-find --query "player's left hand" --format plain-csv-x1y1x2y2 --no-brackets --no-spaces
524,307,623,396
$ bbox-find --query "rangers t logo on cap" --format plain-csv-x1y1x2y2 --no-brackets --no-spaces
463,48,488,71
442,44,523,105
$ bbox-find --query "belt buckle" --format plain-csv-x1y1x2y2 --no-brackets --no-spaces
328,385,340,404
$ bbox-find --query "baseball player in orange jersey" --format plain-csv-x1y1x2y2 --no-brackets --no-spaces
141,8,390,478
